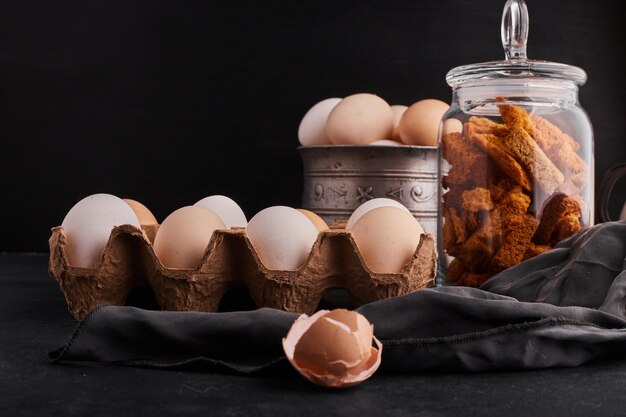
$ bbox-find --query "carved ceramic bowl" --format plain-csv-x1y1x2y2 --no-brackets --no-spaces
298,145,439,236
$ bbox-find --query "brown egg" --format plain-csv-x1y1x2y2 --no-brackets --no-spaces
296,208,329,231
390,104,408,140
123,198,158,225
350,206,424,273
398,99,450,146
326,93,394,145
282,309,382,388
153,206,225,269
442,118,463,135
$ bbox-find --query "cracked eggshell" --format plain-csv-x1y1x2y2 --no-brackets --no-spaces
282,309,382,388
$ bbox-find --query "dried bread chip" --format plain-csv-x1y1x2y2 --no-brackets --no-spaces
495,187,531,225
529,114,588,194
465,115,510,137
466,121,533,191
534,193,583,246
462,188,494,212
498,104,534,133
491,214,539,272
501,128,565,195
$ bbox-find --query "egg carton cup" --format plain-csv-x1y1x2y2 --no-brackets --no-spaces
48,224,437,320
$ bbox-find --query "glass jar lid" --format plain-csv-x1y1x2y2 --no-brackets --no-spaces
446,0,587,88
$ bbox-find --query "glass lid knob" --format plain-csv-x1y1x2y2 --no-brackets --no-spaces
501,0,529,61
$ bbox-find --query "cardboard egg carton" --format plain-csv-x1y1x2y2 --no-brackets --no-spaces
48,224,437,320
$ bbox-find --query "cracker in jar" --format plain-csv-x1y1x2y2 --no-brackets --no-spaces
532,116,589,195
466,121,533,191
498,103,534,133
491,214,539,272
501,128,565,195
461,187,494,212
533,193,583,246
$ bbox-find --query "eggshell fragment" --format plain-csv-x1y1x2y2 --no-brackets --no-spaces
346,198,410,231
61,193,141,268
350,206,424,274
282,309,382,388
246,206,319,270
298,98,342,146
296,208,329,231
326,93,394,145
153,206,225,269
123,198,158,225
194,194,247,228
398,98,450,146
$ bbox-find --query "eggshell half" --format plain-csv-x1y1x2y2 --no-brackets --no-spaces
282,309,382,388
246,206,319,271
350,206,424,274
61,193,141,268
398,98,450,146
153,206,225,269
346,198,410,231
326,93,394,145
194,195,247,228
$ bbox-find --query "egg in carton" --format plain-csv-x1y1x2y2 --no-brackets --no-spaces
48,221,437,321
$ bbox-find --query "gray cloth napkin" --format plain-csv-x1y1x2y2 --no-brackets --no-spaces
50,220,626,373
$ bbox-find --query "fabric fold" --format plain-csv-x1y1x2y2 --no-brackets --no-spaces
51,220,626,373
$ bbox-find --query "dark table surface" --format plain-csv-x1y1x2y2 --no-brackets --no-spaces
3,252,626,417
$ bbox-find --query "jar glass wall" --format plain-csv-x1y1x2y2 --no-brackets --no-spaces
437,80,594,287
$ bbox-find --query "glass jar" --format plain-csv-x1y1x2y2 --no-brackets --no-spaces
437,0,594,287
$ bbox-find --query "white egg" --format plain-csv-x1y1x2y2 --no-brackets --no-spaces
61,193,141,268
369,139,402,146
298,98,342,146
194,195,247,228
346,198,411,231
246,206,319,270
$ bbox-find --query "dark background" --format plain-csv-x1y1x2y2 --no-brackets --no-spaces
1,0,624,253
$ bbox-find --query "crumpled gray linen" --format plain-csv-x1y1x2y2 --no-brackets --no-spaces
50,220,626,373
